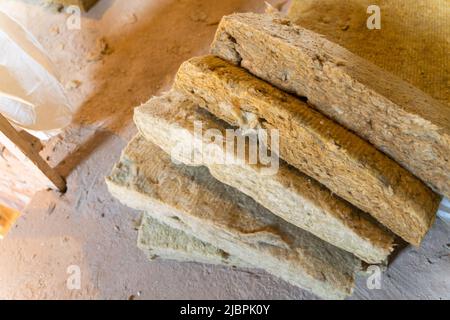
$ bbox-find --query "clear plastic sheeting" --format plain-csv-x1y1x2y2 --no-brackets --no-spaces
0,10,73,140
438,198,450,226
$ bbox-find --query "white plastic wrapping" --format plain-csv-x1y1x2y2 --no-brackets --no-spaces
0,10,73,140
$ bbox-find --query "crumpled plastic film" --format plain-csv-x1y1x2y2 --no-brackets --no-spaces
0,10,73,140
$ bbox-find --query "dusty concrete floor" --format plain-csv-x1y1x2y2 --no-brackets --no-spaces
0,0,448,299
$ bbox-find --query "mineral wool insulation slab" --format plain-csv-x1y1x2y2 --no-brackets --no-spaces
134,90,396,264
138,213,248,268
211,12,450,199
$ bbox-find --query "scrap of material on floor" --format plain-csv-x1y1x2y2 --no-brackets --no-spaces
0,0,448,300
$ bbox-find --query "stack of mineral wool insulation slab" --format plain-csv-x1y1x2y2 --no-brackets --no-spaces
138,214,248,269
107,12,447,299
